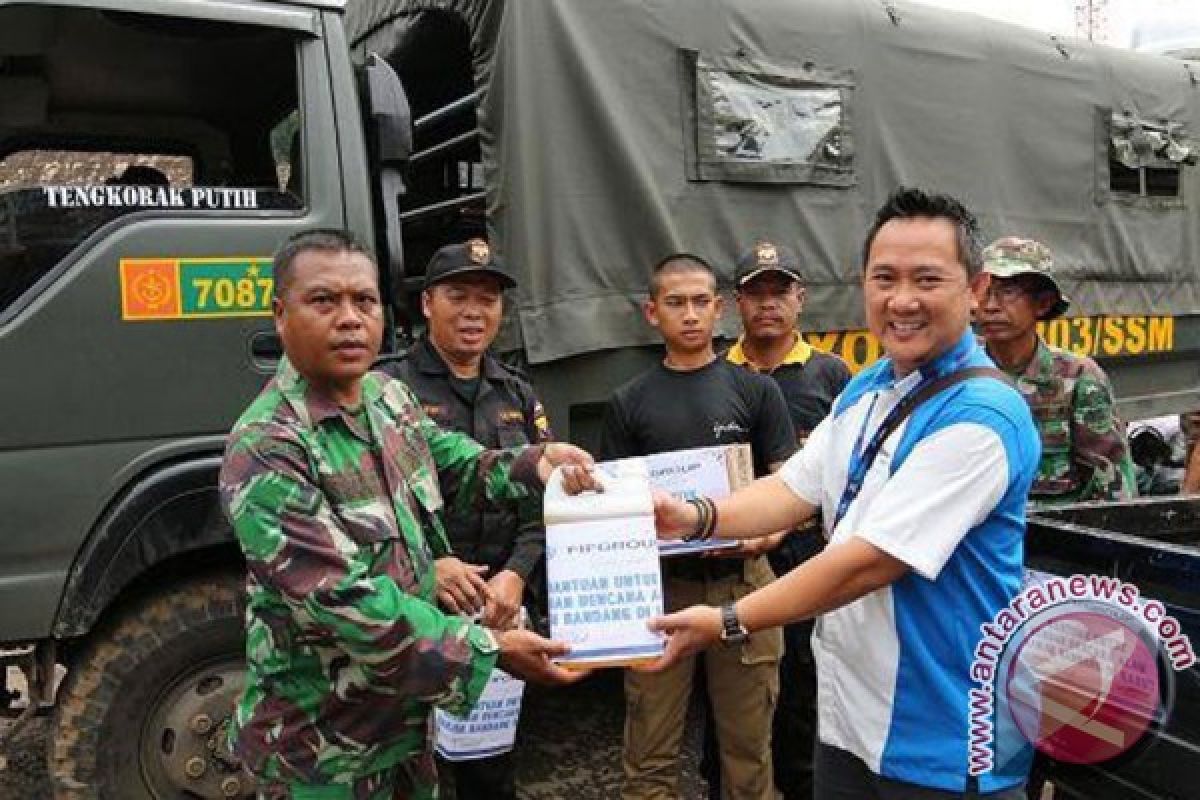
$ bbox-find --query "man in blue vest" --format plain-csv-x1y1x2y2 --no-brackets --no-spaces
634,188,1040,799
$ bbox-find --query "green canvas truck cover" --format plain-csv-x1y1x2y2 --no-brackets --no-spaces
347,0,1200,365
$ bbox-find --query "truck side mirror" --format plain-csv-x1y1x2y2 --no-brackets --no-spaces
360,53,411,311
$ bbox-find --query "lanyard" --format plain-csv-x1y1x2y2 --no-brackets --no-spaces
831,352,971,530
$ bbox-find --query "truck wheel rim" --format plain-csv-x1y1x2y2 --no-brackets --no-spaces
139,657,249,799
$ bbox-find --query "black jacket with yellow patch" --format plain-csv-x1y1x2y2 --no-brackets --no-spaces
378,337,552,586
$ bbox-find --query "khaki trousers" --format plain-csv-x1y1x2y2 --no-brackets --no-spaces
622,556,782,800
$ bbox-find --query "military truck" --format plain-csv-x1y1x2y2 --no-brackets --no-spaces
0,0,1198,797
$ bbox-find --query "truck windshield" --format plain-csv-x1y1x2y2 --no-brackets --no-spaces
0,6,303,317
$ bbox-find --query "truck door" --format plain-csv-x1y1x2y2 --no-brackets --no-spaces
0,0,347,638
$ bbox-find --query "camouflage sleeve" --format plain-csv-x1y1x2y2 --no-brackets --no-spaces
222,422,497,715
412,399,545,519
1070,364,1138,502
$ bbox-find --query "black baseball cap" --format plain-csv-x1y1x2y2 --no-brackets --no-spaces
735,241,803,286
423,238,517,289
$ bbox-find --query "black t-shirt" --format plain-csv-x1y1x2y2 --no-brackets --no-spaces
763,350,851,444
599,358,796,476
725,342,851,572
723,337,852,446
600,358,795,579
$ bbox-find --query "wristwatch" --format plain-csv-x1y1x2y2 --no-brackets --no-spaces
718,603,750,645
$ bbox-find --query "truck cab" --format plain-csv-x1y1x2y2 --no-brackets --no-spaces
0,1,388,796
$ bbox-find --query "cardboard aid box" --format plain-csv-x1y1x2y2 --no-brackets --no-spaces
597,444,754,556
543,471,666,669
434,606,535,761
434,667,525,761
541,444,756,669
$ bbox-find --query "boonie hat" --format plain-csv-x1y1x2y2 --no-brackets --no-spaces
423,238,517,289
735,241,803,287
981,236,1070,320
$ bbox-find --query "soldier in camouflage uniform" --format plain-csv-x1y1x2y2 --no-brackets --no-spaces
978,236,1136,506
219,229,594,799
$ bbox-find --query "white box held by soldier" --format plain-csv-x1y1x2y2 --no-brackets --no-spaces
596,444,754,556
544,471,665,668
434,668,525,761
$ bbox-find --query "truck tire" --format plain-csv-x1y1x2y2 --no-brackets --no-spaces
49,572,252,799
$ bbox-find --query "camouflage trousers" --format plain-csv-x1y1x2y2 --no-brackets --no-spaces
256,755,438,800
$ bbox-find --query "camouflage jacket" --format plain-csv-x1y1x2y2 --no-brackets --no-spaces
1004,338,1137,506
219,358,543,786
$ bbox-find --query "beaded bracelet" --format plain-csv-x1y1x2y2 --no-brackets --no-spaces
683,497,707,542
683,496,718,542
699,496,718,539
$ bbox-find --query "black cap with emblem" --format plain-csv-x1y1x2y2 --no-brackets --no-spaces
734,241,803,287
423,238,518,289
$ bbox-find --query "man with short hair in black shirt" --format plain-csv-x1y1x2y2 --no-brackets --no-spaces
378,238,551,800
726,241,851,800
601,253,795,800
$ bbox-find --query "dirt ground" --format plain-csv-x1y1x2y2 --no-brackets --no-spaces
1,664,51,799
1,668,706,800
0,715,50,800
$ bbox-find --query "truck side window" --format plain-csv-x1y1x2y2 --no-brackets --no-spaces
0,6,303,317
1105,111,1194,203
684,51,855,186
0,150,194,311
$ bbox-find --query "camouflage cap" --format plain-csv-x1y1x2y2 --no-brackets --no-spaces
981,236,1070,320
